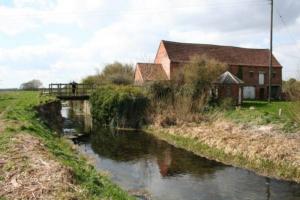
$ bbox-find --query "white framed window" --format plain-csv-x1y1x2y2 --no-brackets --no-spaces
259,72,265,85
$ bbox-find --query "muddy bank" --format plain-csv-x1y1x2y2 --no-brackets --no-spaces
147,119,300,183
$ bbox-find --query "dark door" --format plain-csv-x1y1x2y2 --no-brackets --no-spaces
271,86,280,99
259,88,265,99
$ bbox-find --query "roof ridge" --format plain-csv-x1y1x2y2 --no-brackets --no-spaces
161,40,269,51
227,71,244,84
137,62,161,65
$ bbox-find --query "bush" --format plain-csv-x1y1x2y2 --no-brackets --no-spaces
147,81,173,101
133,56,227,125
219,98,234,110
182,55,227,99
90,85,149,128
283,78,300,100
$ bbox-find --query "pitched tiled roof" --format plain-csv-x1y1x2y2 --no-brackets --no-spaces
214,71,244,85
136,63,168,81
162,40,282,67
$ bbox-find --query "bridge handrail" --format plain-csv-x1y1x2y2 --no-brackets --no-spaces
44,83,96,97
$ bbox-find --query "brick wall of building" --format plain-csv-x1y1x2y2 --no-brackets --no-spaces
229,65,282,99
229,65,282,85
134,67,143,85
154,42,171,79
217,84,242,105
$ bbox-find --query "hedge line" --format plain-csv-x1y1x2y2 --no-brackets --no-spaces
90,85,149,128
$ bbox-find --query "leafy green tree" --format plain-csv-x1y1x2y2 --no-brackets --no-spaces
82,75,100,85
101,62,134,84
82,62,134,85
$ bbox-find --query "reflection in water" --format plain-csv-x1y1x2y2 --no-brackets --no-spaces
61,104,92,136
63,104,300,200
84,127,223,178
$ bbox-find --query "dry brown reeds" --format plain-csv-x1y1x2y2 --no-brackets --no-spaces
0,133,84,200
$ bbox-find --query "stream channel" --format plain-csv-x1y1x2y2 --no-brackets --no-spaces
61,102,300,200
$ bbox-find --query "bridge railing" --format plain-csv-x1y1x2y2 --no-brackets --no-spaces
46,83,95,97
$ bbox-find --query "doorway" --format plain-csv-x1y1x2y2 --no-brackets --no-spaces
259,88,265,99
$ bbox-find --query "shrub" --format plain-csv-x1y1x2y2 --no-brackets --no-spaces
283,78,300,125
147,81,173,101
219,98,234,110
144,56,227,125
90,85,149,128
181,55,227,112
283,78,300,100
182,55,227,98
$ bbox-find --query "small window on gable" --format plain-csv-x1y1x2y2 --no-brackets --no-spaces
272,72,276,78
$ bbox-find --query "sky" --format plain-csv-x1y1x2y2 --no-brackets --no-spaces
0,0,300,88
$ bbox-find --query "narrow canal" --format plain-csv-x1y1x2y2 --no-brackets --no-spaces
61,103,300,200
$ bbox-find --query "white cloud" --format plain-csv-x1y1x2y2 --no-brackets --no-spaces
0,0,300,88
0,6,39,36
13,0,55,9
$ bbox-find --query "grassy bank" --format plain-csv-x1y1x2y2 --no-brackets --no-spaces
146,126,300,183
224,100,299,132
0,91,133,199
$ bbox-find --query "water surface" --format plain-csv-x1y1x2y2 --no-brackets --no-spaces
61,105,300,200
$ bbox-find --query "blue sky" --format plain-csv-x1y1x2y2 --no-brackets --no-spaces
0,0,300,88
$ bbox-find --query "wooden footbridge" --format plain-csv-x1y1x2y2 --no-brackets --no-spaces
43,83,95,100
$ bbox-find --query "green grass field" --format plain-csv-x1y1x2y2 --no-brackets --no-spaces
224,100,300,132
0,91,133,200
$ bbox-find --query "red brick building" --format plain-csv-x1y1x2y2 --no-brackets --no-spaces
134,40,283,100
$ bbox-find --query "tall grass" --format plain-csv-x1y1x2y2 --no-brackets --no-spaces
289,101,300,124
